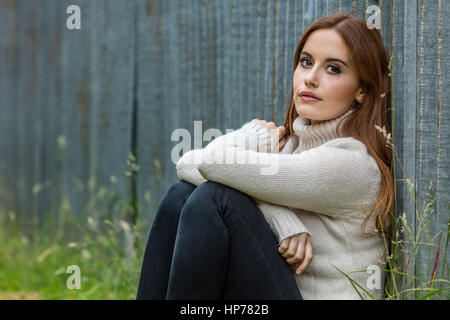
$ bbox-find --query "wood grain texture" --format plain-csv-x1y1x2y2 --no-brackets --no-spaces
392,0,419,298
0,0,19,217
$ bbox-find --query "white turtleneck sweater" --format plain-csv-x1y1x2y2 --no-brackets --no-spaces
176,108,386,300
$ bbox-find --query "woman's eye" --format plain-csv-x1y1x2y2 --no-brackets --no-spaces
300,58,312,67
299,58,341,74
327,65,341,74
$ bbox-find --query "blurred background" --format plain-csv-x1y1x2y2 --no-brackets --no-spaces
0,0,448,299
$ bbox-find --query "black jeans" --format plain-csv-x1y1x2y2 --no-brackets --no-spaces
136,179,303,300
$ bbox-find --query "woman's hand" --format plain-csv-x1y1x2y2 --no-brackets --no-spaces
278,233,313,275
251,119,287,152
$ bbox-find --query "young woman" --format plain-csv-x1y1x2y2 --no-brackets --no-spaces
136,12,394,300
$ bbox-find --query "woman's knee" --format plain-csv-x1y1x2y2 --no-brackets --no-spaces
191,180,251,200
167,179,197,198
184,181,259,220
184,181,236,207
157,179,196,220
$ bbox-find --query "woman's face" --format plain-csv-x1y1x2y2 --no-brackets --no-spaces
293,29,364,125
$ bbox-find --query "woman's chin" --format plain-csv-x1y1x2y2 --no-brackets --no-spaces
296,105,316,119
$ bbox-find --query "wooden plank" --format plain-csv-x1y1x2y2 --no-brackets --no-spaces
252,0,266,123
340,0,354,14
281,0,298,118
87,0,135,222
351,0,366,19
326,0,341,15
391,0,419,299
201,0,219,129
416,0,448,298
380,0,393,56
315,0,328,18
303,0,315,29
240,0,251,124
14,1,40,232
416,0,438,297
231,0,247,125
34,0,64,229
57,0,92,234
436,0,450,298
135,0,168,228
260,0,276,122
278,0,294,119
293,1,304,56
390,0,407,298
0,0,19,215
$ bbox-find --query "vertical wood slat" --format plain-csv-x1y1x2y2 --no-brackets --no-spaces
0,0,18,214
135,0,167,229
58,0,93,230
14,1,39,231
416,0,434,296
437,0,450,298
416,0,449,298
35,0,63,228
392,0,419,298
87,0,135,222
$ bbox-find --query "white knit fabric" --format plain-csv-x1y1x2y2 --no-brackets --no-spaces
176,108,387,300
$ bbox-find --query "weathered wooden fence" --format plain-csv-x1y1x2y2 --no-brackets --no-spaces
0,0,448,298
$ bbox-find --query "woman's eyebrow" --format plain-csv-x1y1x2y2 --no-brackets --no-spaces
301,51,349,68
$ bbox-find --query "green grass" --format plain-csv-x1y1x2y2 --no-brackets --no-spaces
0,206,147,300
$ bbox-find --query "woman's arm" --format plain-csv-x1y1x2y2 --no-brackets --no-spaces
198,136,382,218
176,120,314,240
176,148,208,186
176,120,274,186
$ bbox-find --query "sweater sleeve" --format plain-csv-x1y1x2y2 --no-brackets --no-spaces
176,120,273,186
255,199,311,244
198,136,381,218
176,148,208,187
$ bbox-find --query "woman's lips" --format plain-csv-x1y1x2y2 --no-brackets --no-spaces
300,95,321,102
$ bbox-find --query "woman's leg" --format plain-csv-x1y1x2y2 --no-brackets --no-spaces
136,179,196,300
166,181,303,300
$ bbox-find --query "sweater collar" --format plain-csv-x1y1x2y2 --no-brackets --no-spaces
292,108,355,152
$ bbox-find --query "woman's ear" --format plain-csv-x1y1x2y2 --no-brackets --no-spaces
355,88,365,104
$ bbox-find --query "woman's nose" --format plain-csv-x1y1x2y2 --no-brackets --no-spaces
304,67,319,87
